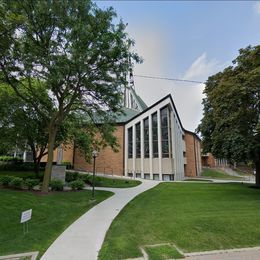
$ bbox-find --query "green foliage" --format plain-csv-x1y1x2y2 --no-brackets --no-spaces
79,173,91,183
0,0,141,192
0,175,15,186
61,161,72,169
0,162,44,172
0,156,15,162
50,179,64,191
0,156,23,163
25,178,40,190
198,45,260,183
65,172,79,182
9,177,23,189
0,170,43,180
69,179,85,190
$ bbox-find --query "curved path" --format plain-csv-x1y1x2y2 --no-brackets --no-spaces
41,179,159,260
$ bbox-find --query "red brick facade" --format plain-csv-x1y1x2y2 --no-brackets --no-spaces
202,153,216,167
184,131,201,177
73,125,124,176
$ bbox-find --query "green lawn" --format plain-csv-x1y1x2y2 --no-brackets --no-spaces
184,178,212,182
99,183,260,260
94,176,141,188
201,168,243,180
0,189,113,257
146,245,184,260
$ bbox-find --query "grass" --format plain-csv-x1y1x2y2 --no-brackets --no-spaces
0,189,113,257
146,245,184,260
94,176,141,188
201,168,243,180
184,179,212,182
99,182,260,260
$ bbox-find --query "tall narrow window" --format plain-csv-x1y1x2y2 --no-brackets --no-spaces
143,117,149,158
128,127,133,158
135,122,141,158
152,112,158,158
161,106,169,158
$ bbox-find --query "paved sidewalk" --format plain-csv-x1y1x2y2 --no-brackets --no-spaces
41,179,159,260
185,247,260,259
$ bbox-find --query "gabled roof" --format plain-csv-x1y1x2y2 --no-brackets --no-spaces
125,94,185,130
114,107,140,123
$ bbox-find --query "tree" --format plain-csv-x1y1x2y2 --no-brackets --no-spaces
198,45,260,186
0,0,140,192
0,83,72,175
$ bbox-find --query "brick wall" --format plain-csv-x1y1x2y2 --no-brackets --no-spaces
73,125,124,176
41,144,74,164
201,153,216,167
184,131,201,177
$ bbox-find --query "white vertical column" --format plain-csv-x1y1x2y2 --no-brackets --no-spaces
141,120,144,178
124,127,128,176
157,109,162,180
170,112,176,176
23,151,26,162
173,114,178,179
149,115,153,179
132,124,136,178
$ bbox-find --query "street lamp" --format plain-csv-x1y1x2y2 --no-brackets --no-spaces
91,150,98,200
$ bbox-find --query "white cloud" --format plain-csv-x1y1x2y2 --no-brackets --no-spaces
127,22,228,132
176,53,227,131
253,2,260,15
135,52,227,132
184,53,221,81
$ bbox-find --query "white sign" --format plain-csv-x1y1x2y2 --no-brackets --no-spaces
21,209,32,223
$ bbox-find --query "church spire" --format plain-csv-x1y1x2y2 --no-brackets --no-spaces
123,58,147,112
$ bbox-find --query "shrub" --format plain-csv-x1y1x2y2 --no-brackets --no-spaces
61,161,72,169
0,156,15,162
25,179,40,190
0,175,15,187
93,176,102,186
65,171,79,182
79,174,91,183
10,177,23,189
50,179,64,191
69,179,85,190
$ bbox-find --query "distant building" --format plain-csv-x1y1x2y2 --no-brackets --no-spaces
201,153,228,168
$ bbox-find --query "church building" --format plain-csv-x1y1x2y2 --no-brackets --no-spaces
58,83,202,181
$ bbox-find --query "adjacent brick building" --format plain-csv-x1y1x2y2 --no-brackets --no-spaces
184,130,201,177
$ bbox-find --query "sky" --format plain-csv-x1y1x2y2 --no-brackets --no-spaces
96,1,260,132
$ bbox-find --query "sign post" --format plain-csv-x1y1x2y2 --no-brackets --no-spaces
20,209,32,235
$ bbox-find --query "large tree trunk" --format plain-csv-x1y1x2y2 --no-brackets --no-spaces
42,126,58,193
28,142,39,177
33,157,39,177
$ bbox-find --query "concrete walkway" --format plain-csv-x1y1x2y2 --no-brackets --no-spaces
41,179,159,260
185,246,260,259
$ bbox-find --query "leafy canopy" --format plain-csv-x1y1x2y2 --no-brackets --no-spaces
0,0,140,191
198,45,260,166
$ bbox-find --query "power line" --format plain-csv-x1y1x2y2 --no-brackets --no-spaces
134,74,205,84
